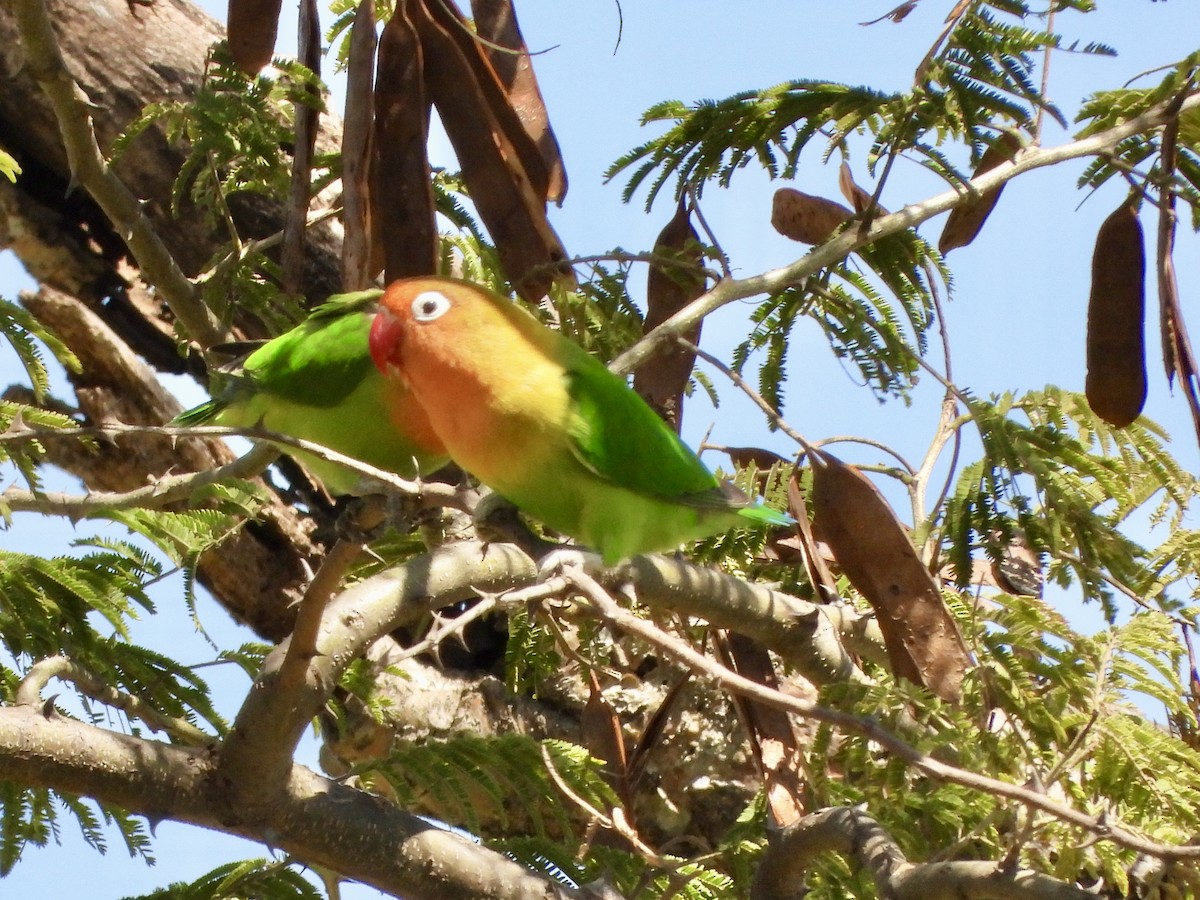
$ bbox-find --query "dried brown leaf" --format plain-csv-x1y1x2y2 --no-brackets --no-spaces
786,468,838,604
632,197,705,431
412,0,570,298
373,0,438,281
227,0,283,74
1157,107,1200,446
1086,201,1147,428
625,671,691,788
471,0,568,205
771,187,853,245
582,673,630,809
938,132,1020,254
340,0,378,290
810,449,970,702
720,633,805,828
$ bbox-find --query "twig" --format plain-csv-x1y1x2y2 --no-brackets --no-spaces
15,655,212,745
3,422,476,513
390,596,499,665
558,566,1200,862
1,443,278,517
677,337,811,449
685,185,732,279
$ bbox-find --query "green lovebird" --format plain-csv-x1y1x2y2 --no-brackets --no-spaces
176,290,448,495
368,277,792,563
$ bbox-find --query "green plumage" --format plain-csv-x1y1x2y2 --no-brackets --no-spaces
176,290,446,495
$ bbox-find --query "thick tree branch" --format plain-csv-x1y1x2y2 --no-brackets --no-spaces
9,0,223,346
0,705,590,900
605,554,869,688
219,541,537,812
609,88,1200,377
751,806,1092,900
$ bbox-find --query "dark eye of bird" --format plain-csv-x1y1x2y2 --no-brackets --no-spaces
422,300,438,316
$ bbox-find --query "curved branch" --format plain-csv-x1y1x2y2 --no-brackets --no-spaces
15,655,211,745
751,806,1092,900
0,705,589,900
218,541,537,812
9,0,223,346
609,87,1200,378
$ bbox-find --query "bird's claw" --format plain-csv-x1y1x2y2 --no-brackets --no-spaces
537,547,603,581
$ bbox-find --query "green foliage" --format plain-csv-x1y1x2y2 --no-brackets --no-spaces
121,858,322,900
793,595,1200,897
114,44,323,221
0,148,19,183
362,734,618,843
1076,52,1200,226
609,3,1113,210
0,295,84,497
0,783,152,877
942,387,1195,615
0,298,79,400
504,609,561,698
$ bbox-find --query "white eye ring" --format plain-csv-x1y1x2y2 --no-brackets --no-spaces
411,291,452,322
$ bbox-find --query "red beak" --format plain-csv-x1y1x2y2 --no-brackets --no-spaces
369,307,403,375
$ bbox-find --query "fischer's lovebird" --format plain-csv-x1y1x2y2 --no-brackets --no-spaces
368,276,792,563
176,290,448,495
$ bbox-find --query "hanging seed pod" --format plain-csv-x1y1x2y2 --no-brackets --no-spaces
471,0,568,205
939,132,1021,254
373,0,439,281
1086,201,1146,428
810,448,970,702
341,0,378,289
633,196,706,431
771,188,853,245
227,0,283,74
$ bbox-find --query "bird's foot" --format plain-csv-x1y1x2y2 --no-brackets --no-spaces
332,494,409,544
537,547,604,581
473,489,560,558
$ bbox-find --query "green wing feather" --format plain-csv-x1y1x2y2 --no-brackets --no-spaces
561,343,792,526
562,346,725,500
176,290,385,422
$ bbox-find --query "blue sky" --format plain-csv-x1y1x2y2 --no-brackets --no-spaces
2,1,1199,896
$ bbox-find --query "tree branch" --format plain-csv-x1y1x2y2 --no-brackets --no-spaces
9,0,223,346
1,444,277,517
609,88,1200,377
218,541,537,812
0,705,591,900
557,566,1200,863
751,806,1092,900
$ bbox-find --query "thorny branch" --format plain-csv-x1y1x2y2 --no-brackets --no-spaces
556,565,1200,863
1,443,278,517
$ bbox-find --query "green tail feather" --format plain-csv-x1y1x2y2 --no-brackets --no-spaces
172,398,224,427
737,503,794,527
